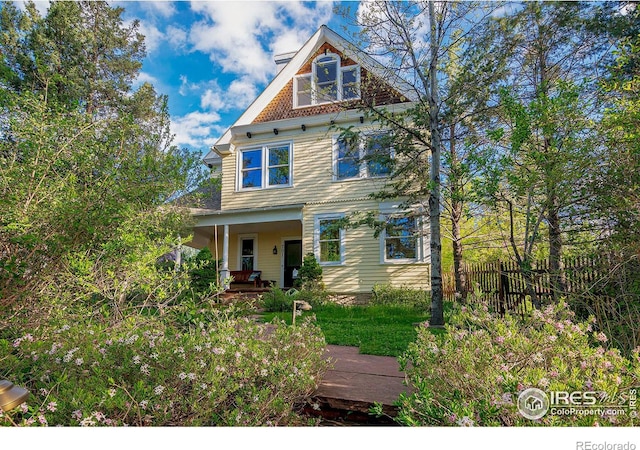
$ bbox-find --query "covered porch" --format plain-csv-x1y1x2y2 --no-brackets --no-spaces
190,204,305,290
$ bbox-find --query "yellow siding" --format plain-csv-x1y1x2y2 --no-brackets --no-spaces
302,200,430,293
212,124,431,294
220,126,388,210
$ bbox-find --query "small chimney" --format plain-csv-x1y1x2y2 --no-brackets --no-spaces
274,51,297,73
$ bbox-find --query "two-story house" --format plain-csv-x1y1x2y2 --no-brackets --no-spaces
189,25,430,294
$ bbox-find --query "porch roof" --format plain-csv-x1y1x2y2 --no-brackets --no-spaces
192,203,305,227
189,204,304,249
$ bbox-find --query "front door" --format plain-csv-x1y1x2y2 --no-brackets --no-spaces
283,240,302,289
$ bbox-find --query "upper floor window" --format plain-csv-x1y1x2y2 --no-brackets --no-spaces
294,53,360,108
238,142,292,190
333,132,393,181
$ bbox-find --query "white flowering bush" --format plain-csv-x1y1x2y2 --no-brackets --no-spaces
396,301,640,426
1,311,328,426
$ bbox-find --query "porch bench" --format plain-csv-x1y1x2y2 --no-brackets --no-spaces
229,270,262,288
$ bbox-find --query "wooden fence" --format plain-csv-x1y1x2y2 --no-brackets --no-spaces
443,255,613,316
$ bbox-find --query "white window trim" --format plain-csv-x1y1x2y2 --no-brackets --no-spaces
332,132,393,181
314,213,346,266
379,207,428,264
238,234,259,271
293,53,361,109
236,141,293,191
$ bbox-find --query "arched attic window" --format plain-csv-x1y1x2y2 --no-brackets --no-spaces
294,52,360,108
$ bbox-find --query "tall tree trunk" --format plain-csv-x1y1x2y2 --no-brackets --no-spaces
450,124,467,301
538,36,565,302
452,198,466,301
506,197,541,308
547,192,566,301
428,0,444,326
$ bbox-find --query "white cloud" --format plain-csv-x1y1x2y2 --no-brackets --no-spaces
171,111,223,149
178,75,201,96
227,77,259,110
137,20,165,54
140,1,176,19
134,71,159,87
178,76,256,113
166,25,188,51
187,1,335,85
200,88,225,111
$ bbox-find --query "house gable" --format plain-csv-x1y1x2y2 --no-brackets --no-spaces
253,42,408,124
208,25,415,158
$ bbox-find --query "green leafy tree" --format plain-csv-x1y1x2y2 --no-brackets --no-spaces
339,0,505,322
0,1,145,115
189,247,220,294
477,2,607,304
0,1,207,316
594,3,640,251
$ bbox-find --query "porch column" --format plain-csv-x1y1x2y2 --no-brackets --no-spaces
220,224,230,289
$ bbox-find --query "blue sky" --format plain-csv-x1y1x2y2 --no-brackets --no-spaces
18,1,361,154
114,1,360,155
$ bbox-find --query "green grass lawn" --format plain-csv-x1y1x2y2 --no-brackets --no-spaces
261,303,442,357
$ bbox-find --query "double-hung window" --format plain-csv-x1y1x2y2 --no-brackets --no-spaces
314,214,345,265
293,53,360,108
267,145,290,186
316,55,338,103
240,149,263,189
380,208,428,263
384,216,418,261
342,66,359,100
364,133,392,177
335,138,360,180
238,142,292,190
333,132,393,181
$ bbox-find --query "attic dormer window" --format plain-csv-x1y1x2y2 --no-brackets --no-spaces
294,53,360,108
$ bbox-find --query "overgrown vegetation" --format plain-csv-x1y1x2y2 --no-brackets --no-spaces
0,1,328,427
371,283,430,309
187,248,221,296
394,300,640,426
2,312,328,426
294,253,324,290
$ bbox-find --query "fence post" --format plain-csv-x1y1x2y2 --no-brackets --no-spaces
498,261,507,315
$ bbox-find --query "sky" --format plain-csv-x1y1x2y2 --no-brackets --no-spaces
17,0,361,155
113,0,360,156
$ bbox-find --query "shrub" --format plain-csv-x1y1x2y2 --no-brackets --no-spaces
1,311,328,426
395,300,640,426
371,284,430,309
188,247,220,294
261,287,296,312
294,288,331,308
295,253,323,290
